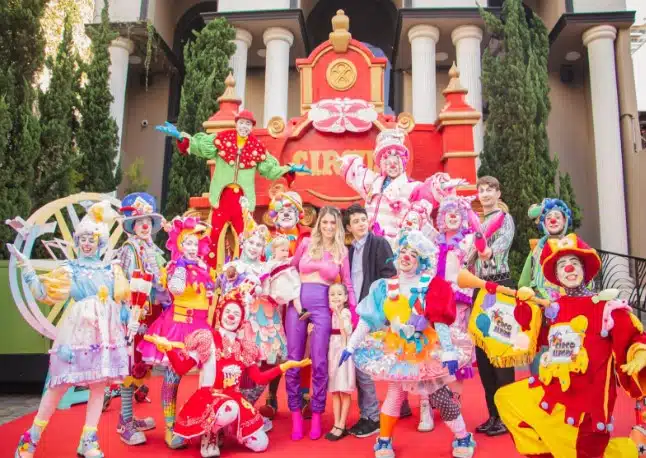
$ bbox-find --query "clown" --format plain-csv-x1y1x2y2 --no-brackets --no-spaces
519,198,573,376
137,216,214,449
115,192,168,445
339,230,476,458
156,112,310,269
495,234,646,458
339,128,465,248
8,202,130,458
218,202,288,428
148,288,312,458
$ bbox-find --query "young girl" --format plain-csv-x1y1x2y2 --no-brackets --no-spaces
265,235,308,319
326,283,356,441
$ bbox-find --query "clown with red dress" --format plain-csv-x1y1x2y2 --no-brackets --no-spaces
495,234,646,458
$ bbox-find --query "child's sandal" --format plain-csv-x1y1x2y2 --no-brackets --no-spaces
324,426,348,441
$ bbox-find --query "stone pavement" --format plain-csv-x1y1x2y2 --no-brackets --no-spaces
0,394,40,425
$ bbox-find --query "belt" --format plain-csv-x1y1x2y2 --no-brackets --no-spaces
331,329,342,335
173,305,207,323
226,184,241,192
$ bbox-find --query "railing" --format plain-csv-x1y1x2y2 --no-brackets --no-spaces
592,250,646,322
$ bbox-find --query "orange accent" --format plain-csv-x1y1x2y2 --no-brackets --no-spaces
379,413,398,437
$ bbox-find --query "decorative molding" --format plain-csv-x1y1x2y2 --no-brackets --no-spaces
326,58,357,91
267,116,286,137
549,11,635,46
441,151,478,161
308,98,378,133
397,112,415,132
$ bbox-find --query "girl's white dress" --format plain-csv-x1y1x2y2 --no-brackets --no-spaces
327,308,356,393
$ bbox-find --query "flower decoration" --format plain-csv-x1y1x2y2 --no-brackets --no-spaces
165,216,210,261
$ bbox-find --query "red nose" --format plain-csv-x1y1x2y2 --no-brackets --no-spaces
227,314,235,322
142,224,149,230
549,219,557,225
402,255,412,262
564,265,575,273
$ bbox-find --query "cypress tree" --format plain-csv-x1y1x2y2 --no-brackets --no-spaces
76,0,121,193
479,0,581,279
164,17,235,219
36,14,81,206
0,0,47,258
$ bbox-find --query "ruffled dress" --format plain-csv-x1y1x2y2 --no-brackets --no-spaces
138,257,214,365
352,273,473,395
23,258,130,387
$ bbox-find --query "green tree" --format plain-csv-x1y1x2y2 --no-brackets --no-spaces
36,14,81,206
479,0,581,279
0,0,48,258
76,0,121,193
164,17,235,218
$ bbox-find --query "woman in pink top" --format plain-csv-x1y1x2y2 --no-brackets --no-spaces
286,206,357,441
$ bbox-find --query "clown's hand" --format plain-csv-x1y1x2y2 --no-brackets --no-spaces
622,350,646,377
338,349,353,367
280,358,312,372
288,163,312,175
6,244,29,268
155,122,183,140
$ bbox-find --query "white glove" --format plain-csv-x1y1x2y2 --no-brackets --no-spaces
127,320,140,335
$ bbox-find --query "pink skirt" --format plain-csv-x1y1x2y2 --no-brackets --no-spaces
137,307,211,366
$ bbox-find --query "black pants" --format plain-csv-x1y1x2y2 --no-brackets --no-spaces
474,276,516,418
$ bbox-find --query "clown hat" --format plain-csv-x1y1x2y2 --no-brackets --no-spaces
214,288,247,332
235,109,257,126
120,193,163,235
269,190,304,221
539,233,601,286
373,128,409,170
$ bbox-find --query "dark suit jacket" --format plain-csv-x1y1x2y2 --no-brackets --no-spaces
348,232,397,302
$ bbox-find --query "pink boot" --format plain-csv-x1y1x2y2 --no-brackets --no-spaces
291,411,304,441
309,412,322,440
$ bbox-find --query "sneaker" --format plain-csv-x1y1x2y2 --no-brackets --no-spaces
301,395,312,420
77,428,104,458
486,417,508,437
374,437,395,458
133,417,155,432
453,433,476,458
475,416,496,434
117,416,146,446
258,397,277,419
164,428,187,449
418,399,435,432
400,399,413,419
349,418,380,438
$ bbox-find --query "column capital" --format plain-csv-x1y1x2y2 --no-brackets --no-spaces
583,24,617,47
408,24,440,44
451,25,483,44
263,27,294,47
235,28,253,48
110,36,135,55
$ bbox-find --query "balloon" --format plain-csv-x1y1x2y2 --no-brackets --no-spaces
384,296,411,325
544,302,560,321
512,332,530,350
476,313,491,337
482,293,496,311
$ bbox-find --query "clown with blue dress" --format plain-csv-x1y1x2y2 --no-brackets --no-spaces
339,230,476,458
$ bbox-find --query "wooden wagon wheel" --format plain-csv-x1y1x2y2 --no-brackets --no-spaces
6,192,123,340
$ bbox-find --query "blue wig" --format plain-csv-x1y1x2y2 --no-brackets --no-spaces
536,198,572,236
392,231,437,275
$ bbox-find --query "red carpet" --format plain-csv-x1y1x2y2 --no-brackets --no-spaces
0,372,635,458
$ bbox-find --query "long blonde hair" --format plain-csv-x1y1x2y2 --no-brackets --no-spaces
308,206,347,263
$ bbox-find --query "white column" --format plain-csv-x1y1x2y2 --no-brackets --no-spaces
452,25,484,167
408,25,440,124
108,36,134,168
263,27,294,127
583,25,629,254
230,28,252,107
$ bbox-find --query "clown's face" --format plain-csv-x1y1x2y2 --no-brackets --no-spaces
545,210,566,236
133,217,153,240
236,119,253,138
478,184,500,211
398,247,419,274
243,234,265,261
555,255,584,289
275,206,298,230
444,210,462,232
401,212,421,233
220,302,243,331
77,234,99,258
383,153,404,179
181,234,200,260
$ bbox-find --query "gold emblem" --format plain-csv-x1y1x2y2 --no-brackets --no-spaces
268,117,286,138
326,59,357,91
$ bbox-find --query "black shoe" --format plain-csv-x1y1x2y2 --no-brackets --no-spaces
399,400,413,418
348,418,380,438
475,416,497,434
486,417,509,437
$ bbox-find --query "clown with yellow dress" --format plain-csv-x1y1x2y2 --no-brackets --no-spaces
339,230,475,458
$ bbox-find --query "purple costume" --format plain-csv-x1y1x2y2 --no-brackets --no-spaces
285,238,356,413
